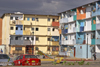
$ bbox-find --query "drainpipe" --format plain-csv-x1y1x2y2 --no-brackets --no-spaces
87,33,88,58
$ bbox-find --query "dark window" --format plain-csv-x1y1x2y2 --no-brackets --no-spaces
52,18,55,22
36,18,38,21
10,27,13,30
15,37,18,40
52,28,55,31
16,27,18,30
27,37,29,40
31,37,34,40
20,28,23,30
15,17,18,20
15,47,22,51
52,47,59,51
47,47,50,51
36,28,38,31
10,16,13,20
48,28,50,31
36,37,39,41
16,56,20,60
48,38,50,41
25,55,37,58
20,55,23,59
48,18,50,21
31,28,34,30
32,18,35,21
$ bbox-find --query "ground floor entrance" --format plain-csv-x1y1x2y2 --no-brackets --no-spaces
26,45,34,54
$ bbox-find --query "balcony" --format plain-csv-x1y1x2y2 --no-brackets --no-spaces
10,20,23,25
62,29,68,34
61,40,68,45
24,21,31,25
59,18,68,23
96,23,100,30
80,27,84,32
10,40,31,45
51,41,59,45
73,27,76,32
13,50,24,54
52,22,59,27
23,30,31,35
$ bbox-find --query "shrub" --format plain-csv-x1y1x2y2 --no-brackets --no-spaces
53,62,56,65
78,60,85,65
67,62,71,65
86,62,90,65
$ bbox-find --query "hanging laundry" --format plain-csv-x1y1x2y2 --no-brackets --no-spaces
93,20,96,24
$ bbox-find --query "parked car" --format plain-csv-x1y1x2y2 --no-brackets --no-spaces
13,54,41,66
0,54,13,66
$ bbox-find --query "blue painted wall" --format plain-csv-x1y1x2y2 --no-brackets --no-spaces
76,33,85,44
92,1,100,16
15,25,23,35
74,45,91,58
96,31,100,45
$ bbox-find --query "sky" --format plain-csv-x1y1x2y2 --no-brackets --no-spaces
0,0,98,16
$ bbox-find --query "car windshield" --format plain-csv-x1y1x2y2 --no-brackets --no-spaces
0,54,10,59
25,55,37,58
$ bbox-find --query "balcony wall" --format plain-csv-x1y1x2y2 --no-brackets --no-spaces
23,30,31,35
52,22,59,27
15,25,23,35
59,18,68,23
80,27,84,32
96,31,100,45
62,29,68,34
96,23,100,30
24,21,31,25
73,27,76,32
10,20,23,25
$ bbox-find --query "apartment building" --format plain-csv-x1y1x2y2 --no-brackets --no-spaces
59,1,100,58
1,12,59,55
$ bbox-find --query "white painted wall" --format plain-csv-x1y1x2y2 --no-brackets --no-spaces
86,6,92,18
96,16,100,24
84,19,91,31
85,33,92,45
68,12,74,22
68,23,75,33
96,45,100,53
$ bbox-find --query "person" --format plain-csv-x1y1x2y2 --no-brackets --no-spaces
93,52,96,60
1,49,3,54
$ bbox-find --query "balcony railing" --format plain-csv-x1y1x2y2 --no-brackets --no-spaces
52,22,59,27
59,18,68,23
10,20,23,25
96,23,100,30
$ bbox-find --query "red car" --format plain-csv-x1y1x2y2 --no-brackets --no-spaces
13,54,41,66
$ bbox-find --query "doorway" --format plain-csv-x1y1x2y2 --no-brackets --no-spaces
26,45,34,54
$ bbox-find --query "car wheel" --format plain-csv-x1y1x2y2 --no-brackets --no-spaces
20,63,22,66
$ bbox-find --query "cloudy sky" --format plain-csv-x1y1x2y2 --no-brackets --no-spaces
0,0,98,16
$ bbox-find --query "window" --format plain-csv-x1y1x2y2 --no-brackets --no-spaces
48,18,50,21
27,17,30,21
52,46,59,51
52,28,55,31
52,18,55,22
15,17,18,20
25,55,37,58
48,28,50,31
20,55,23,59
24,17,25,20
36,18,38,21
31,37,34,40
15,47,22,51
36,28,38,31
27,37,29,40
15,37,18,40
36,37,39,41
10,16,13,20
48,38,50,41
16,27,18,30
31,28,34,30
47,47,50,51
10,27,13,30
32,18,35,21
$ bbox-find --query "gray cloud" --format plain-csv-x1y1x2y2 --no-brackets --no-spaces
0,0,98,16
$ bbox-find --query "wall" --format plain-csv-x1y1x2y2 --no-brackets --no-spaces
84,19,91,31
0,18,2,45
86,6,92,18
68,23,75,33
74,45,91,58
96,30,100,45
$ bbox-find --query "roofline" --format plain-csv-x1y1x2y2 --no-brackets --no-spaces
58,0,99,14
1,13,59,18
